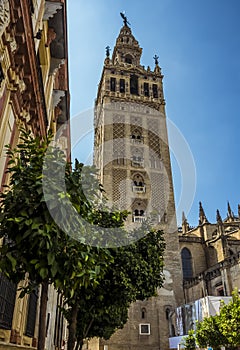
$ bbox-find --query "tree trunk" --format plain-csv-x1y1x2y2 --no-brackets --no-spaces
68,303,79,350
38,280,49,350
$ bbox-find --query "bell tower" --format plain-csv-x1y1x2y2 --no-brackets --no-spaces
94,14,183,350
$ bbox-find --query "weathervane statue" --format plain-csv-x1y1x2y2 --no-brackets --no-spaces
120,12,130,26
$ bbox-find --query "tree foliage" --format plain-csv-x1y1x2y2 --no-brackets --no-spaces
0,130,124,350
73,228,165,349
181,330,196,350
196,290,240,349
0,130,166,350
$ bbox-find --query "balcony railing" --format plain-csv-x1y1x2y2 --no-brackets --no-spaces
133,216,146,223
130,137,144,144
131,158,144,167
132,185,146,193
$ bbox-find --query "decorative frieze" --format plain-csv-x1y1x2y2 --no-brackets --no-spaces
52,89,65,109
43,1,62,21
49,57,65,75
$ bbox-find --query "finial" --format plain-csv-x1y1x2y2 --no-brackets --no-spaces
182,211,189,234
227,201,233,219
199,201,209,224
182,211,187,224
153,54,159,65
216,209,223,225
105,46,111,58
120,12,130,27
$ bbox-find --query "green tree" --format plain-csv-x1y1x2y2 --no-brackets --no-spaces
181,329,196,350
196,315,224,349
218,289,240,349
0,130,63,350
0,130,166,350
71,227,165,350
196,290,240,350
0,131,124,350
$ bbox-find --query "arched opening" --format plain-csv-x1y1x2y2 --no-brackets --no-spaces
125,54,133,64
132,201,146,223
181,248,193,279
132,173,146,193
131,129,143,144
141,307,146,319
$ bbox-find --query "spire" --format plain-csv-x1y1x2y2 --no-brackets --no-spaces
182,211,189,234
216,209,223,225
182,211,187,224
199,202,208,225
216,209,228,257
112,21,142,67
227,201,234,220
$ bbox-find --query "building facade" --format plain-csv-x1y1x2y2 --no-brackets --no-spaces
167,202,240,348
94,18,183,350
179,202,240,304
0,0,70,349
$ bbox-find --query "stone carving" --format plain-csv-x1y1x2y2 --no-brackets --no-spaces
45,27,57,47
10,39,17,52
0,0,10,34
52,89,65,109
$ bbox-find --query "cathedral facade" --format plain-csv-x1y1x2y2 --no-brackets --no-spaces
94,18,184,350
180,202,240,304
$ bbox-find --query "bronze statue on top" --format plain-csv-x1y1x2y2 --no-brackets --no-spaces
120,12,130,26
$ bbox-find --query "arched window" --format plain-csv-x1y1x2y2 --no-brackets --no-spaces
181,248,193,279
131,129,143,144
141,307,146,319
132,174,144,187
132,202,146,223
125,54,133,64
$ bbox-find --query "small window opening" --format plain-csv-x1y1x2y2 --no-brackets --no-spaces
153,84,158,98
110,77,116,92
141,308,146,319
120,79,125,93
144,82,149,97
130,75,138,95
125,54,133,64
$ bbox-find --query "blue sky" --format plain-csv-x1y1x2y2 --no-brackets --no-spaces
67,0,240,226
